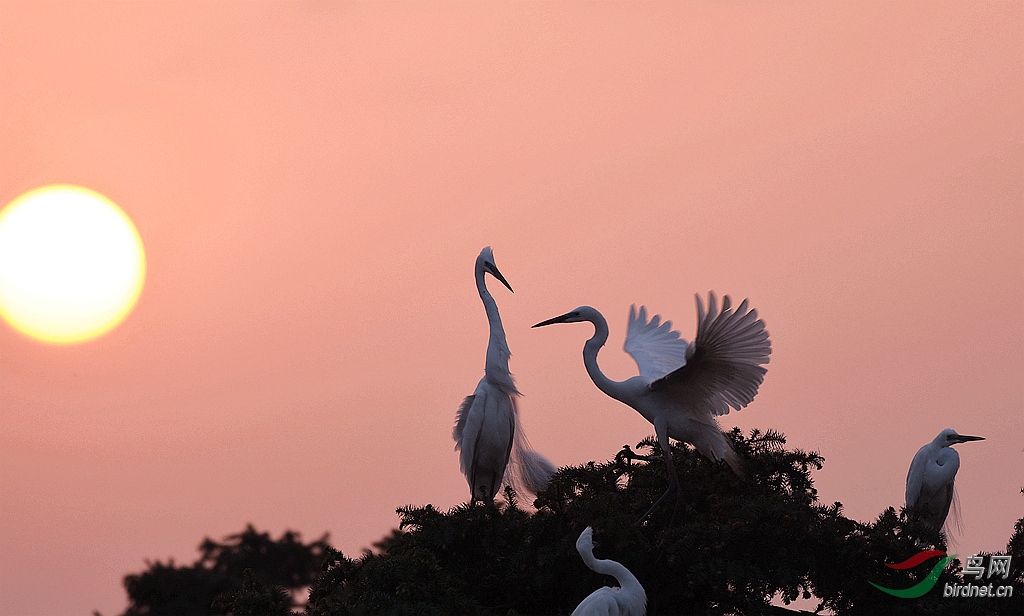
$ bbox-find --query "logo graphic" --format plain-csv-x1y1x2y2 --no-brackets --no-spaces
871,551,1015,599
870,550,955,598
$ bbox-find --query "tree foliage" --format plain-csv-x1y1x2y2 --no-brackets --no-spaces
120,524,329,616
301,429,1021,615
120,430,1022,615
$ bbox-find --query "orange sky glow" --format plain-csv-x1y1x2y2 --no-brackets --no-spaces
1,3,1021,614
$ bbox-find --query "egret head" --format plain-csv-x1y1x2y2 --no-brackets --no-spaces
477,246,513,293
934,428,985,447
532,306,599,328
576,526,597,556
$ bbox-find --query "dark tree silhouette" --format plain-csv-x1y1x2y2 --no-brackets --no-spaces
212,569,292,616
300,429,1019,615
119,430,1021,616
120,525,329,616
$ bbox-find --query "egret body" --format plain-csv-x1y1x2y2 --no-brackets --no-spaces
453,247,555,502
905,428,984,533
571,526,646,616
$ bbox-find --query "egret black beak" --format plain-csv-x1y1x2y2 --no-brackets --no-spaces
532,312,575,328
487,264,514,293
955,435,985,443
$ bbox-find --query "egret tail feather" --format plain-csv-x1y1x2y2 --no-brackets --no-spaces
943,484,963,542
513,446,557,495
692,426,745,479
723,446,745,479
507,409,556,496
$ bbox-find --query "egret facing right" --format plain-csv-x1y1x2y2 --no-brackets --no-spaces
906,428,984,533
453,247,555,503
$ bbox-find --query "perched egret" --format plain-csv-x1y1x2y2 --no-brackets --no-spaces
453,247,556,503
534,293,770,521
906,428,984,533
571,526,647,616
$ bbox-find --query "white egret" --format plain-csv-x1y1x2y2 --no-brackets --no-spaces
453,247,556,503
533,293,770,521
905,428,984,533
571,526,647,616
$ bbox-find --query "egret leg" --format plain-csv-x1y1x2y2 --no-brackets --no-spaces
666,456,683,526
637,447,683,527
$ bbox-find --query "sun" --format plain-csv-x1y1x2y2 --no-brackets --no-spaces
0,185,146,344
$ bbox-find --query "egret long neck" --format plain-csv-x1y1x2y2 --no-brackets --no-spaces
579,549,645,600
476,267,516,393
582,313,628,402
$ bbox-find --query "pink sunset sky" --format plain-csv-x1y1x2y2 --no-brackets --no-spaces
1,2,1021,614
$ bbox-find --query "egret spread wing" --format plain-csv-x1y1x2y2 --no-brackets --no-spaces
650,292,771,416
623,305,691,381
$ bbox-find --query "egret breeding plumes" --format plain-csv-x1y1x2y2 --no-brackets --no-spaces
571,526,647,616
534,293,770,522
453,247,556,503
906,428,984,534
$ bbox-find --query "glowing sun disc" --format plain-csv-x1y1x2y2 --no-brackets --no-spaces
0,185,146,344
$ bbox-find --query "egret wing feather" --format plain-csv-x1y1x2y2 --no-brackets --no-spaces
623,304,691,381
905,448,926,508
453,394,475,450
459,383,516,501
650,292,771,417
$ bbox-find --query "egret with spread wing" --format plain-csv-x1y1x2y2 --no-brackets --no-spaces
533,293,770,522
571,526,647,616
453,247,556,503
906,428,984,533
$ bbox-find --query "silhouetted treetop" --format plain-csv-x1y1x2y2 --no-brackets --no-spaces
119,430,1021,616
